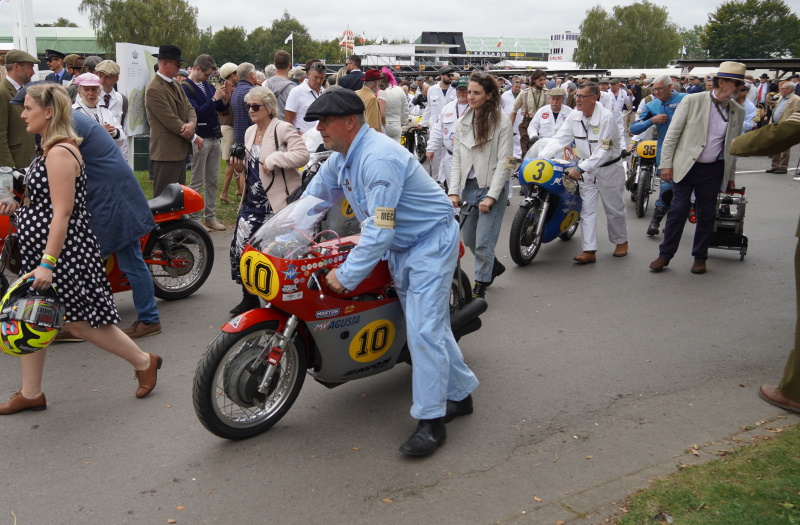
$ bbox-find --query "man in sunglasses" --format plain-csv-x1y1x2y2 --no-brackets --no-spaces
44,49,71,85
649,61,746,275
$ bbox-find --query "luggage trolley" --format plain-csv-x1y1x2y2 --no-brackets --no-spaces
709,187,748,260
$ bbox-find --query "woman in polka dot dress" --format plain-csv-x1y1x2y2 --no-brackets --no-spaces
0,83,163,415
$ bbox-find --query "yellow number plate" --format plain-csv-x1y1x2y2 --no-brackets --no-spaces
349,320,395,363
240,251,279,301
522,160,555,184
636,140,658,159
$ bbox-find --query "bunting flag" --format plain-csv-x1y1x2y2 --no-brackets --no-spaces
497,36,503,48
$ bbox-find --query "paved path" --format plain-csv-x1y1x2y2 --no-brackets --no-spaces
1,146,798,524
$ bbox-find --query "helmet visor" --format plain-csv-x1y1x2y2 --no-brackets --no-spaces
7,298,66,329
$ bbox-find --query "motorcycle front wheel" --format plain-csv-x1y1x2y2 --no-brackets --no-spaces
509,203,543,266
450,268,473,315
635,167,652,218
193,321,307,440
143,219,215,300
415,132,428,164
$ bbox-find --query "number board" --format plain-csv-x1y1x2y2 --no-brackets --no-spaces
560,210,579,232
522,160,555,184
636,141,658,159
240,251,280,301
349,320,395,363
341,198,355,218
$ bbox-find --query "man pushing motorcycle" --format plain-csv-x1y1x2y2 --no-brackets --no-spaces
301,86,478,457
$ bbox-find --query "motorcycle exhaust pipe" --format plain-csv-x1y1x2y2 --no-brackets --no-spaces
450,298,488,339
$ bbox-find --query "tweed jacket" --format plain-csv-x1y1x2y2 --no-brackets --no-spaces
449,109,514,201
0,78,36,168
241,118,309,213
659,91,744,186
145,74,197,161
770,94,800,124
355,87,383,132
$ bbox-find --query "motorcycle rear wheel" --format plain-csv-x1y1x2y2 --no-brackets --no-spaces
193,321,307,440
635,167,652,218
559,219,579,241
415,132,428,164
509,203,543,266
143,219,214,300
450,268,473,314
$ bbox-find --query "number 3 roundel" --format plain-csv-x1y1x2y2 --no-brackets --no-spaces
522,160,555,184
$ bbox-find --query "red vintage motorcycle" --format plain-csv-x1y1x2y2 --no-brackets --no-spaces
192,196,486,440
0,177,214,300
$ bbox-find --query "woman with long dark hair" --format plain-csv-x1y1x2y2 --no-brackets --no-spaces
448,72,514,299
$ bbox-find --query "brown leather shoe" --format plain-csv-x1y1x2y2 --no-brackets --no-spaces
649,257,670,272
0,391,47,415
54,326,84,343
134,353,163,398
691,259,707,274
573,251,596,264
123,321,162,339
759,384,800,415
613,242,628,257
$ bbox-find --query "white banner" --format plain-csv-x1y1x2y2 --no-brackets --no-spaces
116,42,159,137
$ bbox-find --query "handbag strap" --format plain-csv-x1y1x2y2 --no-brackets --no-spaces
273,124,290,198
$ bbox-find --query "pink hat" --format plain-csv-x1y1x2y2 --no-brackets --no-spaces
74,73,102,87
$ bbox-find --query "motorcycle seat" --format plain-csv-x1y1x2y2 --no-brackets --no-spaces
147,183,185,215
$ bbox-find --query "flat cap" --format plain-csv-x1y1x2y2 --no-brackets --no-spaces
438,66,455,76
64,54,81,67
415,76,425,81
83,55,103,69
94,59,120,76
178,68,189,77
5,49,39,65
548,87,567,97
304,85,365,121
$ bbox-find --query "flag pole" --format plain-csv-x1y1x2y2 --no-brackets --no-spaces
291,34,294,67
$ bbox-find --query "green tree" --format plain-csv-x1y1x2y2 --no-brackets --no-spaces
78,0,199,58
35,17,79,27
574,1,683,68
701,0,800,59
246,27,274,69
263,11,318,67
679,25,707,59
195,26,214,60
208,26,249,66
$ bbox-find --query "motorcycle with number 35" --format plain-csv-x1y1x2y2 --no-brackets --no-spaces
624,139,659,218
192,196,486,440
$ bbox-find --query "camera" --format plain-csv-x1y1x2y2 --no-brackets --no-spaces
212,126,223,139
230,143,246,160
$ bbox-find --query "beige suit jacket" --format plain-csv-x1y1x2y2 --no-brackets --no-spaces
772,94,800,124
145,75,197,162
355,87,382,133
659,91,743,187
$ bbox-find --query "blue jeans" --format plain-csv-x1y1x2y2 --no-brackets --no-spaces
115,239,160,324
655,179,673,210
461,178,509,283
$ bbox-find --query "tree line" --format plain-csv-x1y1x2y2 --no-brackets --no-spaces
573,0,799,68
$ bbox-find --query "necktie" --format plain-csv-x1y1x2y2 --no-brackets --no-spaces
104,93,111,107
758,84,764,103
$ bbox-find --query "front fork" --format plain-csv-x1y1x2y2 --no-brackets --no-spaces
250,314,300,396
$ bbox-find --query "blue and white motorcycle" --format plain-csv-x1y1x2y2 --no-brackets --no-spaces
508,142,582,266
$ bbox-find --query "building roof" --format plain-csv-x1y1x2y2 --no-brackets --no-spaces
462,36,549,54
0,27,106,55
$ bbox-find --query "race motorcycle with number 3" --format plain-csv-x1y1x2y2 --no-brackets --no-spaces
508,141,582,266
192,196,486,440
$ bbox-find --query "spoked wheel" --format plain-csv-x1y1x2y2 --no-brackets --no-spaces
415,133,428,164
635,167,652,218
143,219,215,300
559,218,579,241
193,321,307,440
450,268,473,316
509,203,544,266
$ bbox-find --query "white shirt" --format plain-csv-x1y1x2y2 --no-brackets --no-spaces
540,103,621,173
609,89,630,118
501,90,518,116
427,99,468,154
527,104,573,140
73,99,128,158
599,90,613,111
696,91,729,163
422,84,455,127
284,79,321,133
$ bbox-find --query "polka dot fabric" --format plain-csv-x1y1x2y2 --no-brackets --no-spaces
17,150,120,327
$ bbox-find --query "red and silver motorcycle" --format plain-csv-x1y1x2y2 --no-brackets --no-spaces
193,196,486,440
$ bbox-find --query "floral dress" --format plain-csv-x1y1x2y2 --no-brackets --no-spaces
16,145,119,326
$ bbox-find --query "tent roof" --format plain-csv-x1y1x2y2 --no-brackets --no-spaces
0,27,106,55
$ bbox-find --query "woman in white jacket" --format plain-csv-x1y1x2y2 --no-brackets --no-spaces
448,72,514,299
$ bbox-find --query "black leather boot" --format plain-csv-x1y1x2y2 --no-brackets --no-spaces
399,418,446,456
229,287,261,316
647,206,668,237
444,394,473,423
489,258,505,284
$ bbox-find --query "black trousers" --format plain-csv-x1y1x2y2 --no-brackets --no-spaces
658,160,724,261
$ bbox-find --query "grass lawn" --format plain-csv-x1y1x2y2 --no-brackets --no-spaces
133,158,240,227
616,422,800,524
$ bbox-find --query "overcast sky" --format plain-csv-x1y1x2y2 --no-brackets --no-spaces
0,0,727,41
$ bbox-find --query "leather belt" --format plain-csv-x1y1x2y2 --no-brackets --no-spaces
600,155,622,168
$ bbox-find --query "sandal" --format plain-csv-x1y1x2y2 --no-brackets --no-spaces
220,195,231,204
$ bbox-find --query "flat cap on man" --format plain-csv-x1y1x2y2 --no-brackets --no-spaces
416,76,425,81
83,55,103,70
304,85,365,121
438,66,455,76
5,49,39,64
64,54,81,68
94,59,120,76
